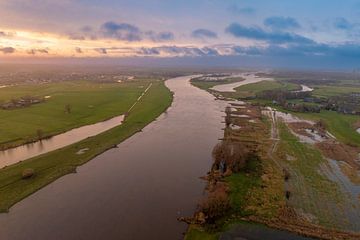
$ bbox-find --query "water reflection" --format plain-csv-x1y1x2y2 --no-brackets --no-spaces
0,115,124,168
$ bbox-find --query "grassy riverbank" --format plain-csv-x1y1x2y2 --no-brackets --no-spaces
0,80,173,212
0,80,146,149
186,76,360,239
190,77,243,91
227,80,299,99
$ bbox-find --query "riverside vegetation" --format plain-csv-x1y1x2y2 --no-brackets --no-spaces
186,72,360,240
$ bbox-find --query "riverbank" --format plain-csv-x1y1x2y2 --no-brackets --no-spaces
185,102,360,240
186,74,360,240
0,80,146,150
0,80,173,212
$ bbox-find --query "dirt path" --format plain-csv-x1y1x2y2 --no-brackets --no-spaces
127,83,152,113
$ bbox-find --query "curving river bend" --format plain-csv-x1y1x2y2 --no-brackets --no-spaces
0,76,226,240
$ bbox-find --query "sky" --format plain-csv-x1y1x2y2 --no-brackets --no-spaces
1,0,360,68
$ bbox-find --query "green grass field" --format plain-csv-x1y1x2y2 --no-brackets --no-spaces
185,226,219,240
0,80,172,212
230,80,299,98
277,123,344,227
190,77,243,90
312,85,360,97
0,80,147,149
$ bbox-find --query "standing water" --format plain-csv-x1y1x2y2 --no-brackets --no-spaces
210,73,273,92
0,115,124,168
0,76,226,240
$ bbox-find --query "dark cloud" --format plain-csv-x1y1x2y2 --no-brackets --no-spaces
225,23,314,44
154,46,219,57
201,47,219,56
228,5,255,15
90,21,175,42
146,31,175,42
264,16,301,30
192,29,218,39
27,48,49,55
157,31,175,41
80,26,93,33
136,47,160,55
333,17,352,30
68,34,86,40
93,46,219,57
0,47,15,54
94,48,107,54
0,31,15,38
100,21,141,41
231,46,264,56
75,47,83,54
223,42,360,60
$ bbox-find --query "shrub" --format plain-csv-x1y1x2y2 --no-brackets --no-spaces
22,168,35,179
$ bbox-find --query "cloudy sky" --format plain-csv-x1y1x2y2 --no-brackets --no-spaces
1,0,360,67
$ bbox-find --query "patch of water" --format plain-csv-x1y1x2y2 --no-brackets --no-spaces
0,115,124,168
293,85,314,93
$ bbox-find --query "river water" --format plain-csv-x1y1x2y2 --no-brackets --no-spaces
0,76,226,240
0,115,124,168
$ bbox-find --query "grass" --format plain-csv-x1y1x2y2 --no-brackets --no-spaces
226,172,261,216
276,123,343,227
229,80,299,99
212,80,299,100
190,77,243,91
312,84,360,97
0,80,173,212
0,80,146,149
185,226,219,240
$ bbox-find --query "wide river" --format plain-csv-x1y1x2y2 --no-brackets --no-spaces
0,76,226,240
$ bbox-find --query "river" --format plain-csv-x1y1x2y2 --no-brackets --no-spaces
0,76,226,240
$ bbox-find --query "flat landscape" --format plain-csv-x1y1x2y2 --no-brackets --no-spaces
186,71,360,240
1,1,360,239
0,74,172,212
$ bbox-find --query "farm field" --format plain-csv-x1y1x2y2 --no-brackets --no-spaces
0,80,149,149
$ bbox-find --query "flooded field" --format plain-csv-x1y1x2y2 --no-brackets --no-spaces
0,76,226,240
0,115,125,168
294,85,314,92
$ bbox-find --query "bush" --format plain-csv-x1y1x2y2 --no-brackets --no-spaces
22,168,35,179
199,183,230,224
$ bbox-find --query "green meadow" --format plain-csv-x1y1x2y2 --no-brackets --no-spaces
0,80,147,149
230,80,299,98
0,80,173,212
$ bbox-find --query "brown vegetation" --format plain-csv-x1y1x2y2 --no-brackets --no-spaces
316,141,360,170
198,182,230,224
248,207,360,240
